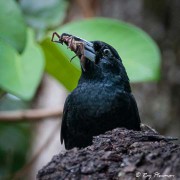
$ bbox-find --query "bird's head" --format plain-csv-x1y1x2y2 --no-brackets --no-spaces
52,33,131,92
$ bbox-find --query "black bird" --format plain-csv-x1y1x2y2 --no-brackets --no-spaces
53,33,141,149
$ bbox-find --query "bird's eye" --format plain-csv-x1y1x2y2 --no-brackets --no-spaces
103,49,111,56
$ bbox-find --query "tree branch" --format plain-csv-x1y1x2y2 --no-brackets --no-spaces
0,107,63,122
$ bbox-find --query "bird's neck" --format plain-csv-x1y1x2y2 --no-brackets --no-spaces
78,60,131,93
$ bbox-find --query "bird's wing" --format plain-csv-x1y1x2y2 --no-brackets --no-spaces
128,93,141,127
117,92,141,130
60,95,70,144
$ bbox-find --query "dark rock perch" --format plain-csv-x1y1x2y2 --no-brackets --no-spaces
37,127,180,180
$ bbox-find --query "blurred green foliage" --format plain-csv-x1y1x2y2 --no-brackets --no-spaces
19,0,69,39
0,123,31,179
0,0,27,53
41,39,80,91
0,30,44,100
0,0,161,178
58,18,161,83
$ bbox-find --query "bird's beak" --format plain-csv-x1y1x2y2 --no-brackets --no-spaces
53,33,96,71
83,41,96,63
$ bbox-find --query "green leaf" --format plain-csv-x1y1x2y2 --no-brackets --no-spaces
0,30,44,100
0,0,27,52
41,39,80,91
55,18,161,83
19,0,69,37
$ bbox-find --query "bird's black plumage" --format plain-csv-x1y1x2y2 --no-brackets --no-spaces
60,36,141,149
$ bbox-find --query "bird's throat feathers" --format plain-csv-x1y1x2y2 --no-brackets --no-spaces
79,60,131,93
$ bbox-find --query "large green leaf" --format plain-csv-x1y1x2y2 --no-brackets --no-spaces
59,18,161,82
0,30,44,100
41,39,80,91
42,18,161,91
0,0,27,53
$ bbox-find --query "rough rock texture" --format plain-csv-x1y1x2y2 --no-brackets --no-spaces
37,128,180,180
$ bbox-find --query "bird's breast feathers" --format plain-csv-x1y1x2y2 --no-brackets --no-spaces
70,82,125,117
